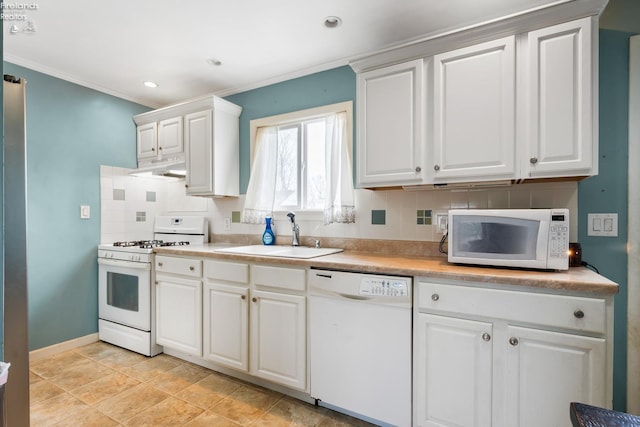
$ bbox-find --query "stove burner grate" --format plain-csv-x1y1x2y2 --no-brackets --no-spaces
112,240,191,249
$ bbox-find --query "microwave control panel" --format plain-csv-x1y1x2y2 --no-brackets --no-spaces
549,214,570,259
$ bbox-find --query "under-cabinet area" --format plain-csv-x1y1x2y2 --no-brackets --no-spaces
150,248,616,427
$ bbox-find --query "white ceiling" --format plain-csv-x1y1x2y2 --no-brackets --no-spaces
4,0,592,108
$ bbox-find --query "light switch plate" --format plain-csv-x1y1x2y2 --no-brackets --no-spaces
80,205,91,219
587,213,617,237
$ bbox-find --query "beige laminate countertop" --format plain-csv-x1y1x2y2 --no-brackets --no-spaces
154,244,618,296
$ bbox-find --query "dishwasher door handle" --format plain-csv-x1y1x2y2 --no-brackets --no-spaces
337,293,371,301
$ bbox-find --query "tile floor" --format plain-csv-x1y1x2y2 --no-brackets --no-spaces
29,341,374,426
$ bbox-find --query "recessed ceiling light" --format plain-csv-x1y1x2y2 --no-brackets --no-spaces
207,58,222,66
324,16,342,28
143,81,158,88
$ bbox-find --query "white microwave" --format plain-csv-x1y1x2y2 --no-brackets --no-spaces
447,209,570,271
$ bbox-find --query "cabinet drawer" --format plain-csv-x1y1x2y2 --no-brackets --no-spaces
155,255,202,277
251,265,306,292
418,281,606,334
204,260,249,284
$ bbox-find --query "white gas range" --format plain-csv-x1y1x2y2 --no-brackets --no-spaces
97,216,208,356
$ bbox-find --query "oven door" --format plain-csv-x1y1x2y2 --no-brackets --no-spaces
98,258,151,331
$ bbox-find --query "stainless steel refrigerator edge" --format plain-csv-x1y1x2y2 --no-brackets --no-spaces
3,75,30,426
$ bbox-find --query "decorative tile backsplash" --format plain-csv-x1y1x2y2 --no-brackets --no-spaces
100,165,579,243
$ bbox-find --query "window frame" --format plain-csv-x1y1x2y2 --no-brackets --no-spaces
248,101,353,221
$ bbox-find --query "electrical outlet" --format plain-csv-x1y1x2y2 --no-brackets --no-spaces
435,212,448,234
223,217,231,231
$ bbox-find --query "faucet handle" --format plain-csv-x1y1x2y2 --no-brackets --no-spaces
314,240,321,248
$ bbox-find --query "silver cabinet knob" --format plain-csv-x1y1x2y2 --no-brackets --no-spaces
151,147,155,152
574,309,585,319
509,337,519,346
434,164,441,171
252,297,258,303
482,333,491,342
530,157,538,164
431,293,439,301
241,295,246,300
155,280,158,285
415,166,422,173
158,262,163,267
189,266,195,271
158,146,163,150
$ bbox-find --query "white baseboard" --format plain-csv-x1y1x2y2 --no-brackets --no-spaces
29,333,99,362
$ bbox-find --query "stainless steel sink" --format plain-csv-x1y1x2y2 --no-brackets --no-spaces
212,245,343,259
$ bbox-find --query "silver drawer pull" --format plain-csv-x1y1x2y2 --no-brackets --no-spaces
574,309,585,319
431,293,439,301
482,333,491,342
509,337,519,346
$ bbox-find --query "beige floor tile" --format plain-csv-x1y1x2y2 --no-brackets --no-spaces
70,371,141,405
255,397,328,426
123,396,203,426
30,350,90,378
48,359,115,391
147,362,212,395
185,410,243,426
30,370,44,384
30,392,91,426
176,373,243,410
50,407,120,427
29,379,66,404
78,341,148,369
210,384,282,425
118,353,183,382
95,383,170,423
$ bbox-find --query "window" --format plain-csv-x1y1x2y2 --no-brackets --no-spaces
243,101,355,224
273,118,326,211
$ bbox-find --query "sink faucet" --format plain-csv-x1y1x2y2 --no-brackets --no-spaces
286,211,300,246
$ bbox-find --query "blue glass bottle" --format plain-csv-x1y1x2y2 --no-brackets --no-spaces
262,216,275,245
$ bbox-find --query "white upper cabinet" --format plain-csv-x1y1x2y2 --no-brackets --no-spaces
185,98,242,197
357,59,425,187
431,36,516,182
525,17,596,178
352,12,600,187
136,122,158,160
157,116,184,157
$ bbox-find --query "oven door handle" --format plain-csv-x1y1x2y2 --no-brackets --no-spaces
98,258,151,270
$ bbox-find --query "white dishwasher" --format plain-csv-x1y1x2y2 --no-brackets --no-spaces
309,268,412,427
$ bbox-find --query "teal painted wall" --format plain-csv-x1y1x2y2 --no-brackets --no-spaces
224,65,357,193
578,29,635,411
2,62,149,350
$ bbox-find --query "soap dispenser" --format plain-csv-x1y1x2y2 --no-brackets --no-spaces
262,216,275,245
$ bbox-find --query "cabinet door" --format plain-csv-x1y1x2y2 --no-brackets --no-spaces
203,282,249,371
158,116,184,157
250,289,306,390
137,122,158,160
357,59,425,186
505,325,606,427
415,313,493,427
185,109,213,195
155,274,202,355
526,17,595,178
432,36,516,182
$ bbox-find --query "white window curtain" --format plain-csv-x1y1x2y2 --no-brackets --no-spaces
324,111,355,224
242,112,355,225
241,126,278,224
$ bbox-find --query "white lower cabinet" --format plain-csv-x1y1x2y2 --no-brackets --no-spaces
416,314,493,427
250,289,306,390
200,260,307,390
415,279,612,427
155,256,203,356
